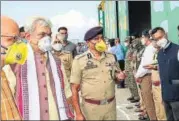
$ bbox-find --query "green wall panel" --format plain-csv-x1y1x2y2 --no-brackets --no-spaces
151,1,179,44
117,1,129,42
104,1,117,39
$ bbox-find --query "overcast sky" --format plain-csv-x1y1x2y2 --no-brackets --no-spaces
1,1,100,43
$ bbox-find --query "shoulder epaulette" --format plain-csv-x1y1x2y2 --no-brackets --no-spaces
75,52,87,60
105,52,117,61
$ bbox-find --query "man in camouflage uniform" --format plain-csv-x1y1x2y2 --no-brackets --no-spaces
128,36,142,103
132,37,147,119
124,36,139,102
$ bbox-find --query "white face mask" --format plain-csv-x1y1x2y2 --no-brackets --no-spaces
157,38,168,48
141,38,146,45
38,36,52,52
124,42,129,47
52,43,63,51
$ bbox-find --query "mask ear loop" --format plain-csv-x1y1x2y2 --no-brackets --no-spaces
1,45,8,54
1,45,8,50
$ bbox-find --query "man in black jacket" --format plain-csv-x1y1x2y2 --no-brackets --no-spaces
151,27,179,121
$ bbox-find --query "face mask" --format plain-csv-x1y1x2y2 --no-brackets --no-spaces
95,40,107,52
38,36,52,52
141,38,146,45
1,41,28,65
157,38,168,48
57,34,68,42
124,42,129,47
52,43,63,51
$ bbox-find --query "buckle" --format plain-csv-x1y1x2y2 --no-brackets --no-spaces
100,99,108,105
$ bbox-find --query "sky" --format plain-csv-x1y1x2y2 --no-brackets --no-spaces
1,1,101,43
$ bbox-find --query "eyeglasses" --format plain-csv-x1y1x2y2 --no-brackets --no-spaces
1,35,23,42
54,41,61,44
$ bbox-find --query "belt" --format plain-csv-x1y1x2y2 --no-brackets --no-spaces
144,73,151,77
84,96,115,105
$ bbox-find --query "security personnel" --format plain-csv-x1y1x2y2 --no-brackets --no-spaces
51,37,73,81
124,36,136,100
51,38,73,106
70,26,125,120
144,48,166,120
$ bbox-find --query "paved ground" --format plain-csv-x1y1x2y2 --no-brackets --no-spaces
116,87,139,120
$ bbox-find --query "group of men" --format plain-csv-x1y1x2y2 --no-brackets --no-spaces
1,15,126,120
1,15,179,121
124,27,179,121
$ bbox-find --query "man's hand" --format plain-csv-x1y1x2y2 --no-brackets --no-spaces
143,64,156,70
76,113,85,121
115,71,126,81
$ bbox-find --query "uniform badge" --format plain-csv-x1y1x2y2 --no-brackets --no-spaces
85,60,98,69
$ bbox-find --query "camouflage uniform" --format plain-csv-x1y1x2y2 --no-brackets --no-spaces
127,38,144,100
134,38,145,110
124,44,133,87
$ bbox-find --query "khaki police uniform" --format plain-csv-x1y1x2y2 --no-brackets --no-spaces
52,50,73,111
53,50,73,81
151,52,166,120
70,50,121,120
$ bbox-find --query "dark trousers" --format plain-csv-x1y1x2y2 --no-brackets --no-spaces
118,60,125,88
164,101,179,121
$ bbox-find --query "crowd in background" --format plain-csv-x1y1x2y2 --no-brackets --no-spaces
1,15,179,121
105,26,179,120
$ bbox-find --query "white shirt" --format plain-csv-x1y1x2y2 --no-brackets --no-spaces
135,43,157,78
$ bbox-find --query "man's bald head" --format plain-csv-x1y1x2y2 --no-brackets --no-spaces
1,16,19,47
1,16,20,67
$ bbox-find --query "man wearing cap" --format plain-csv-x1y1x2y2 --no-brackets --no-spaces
135,29,157,120
70,26,125,120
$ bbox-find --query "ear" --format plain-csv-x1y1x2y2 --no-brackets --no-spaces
86,41,90,47
25,32,30,42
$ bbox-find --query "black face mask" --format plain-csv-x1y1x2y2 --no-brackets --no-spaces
1,45,8,54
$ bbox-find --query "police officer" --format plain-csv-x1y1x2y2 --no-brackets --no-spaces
70,26,125,120
51,37,73,82
51,38,73,106
144,42,166,120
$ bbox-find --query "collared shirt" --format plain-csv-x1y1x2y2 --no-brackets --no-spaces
62,41,77,58
109,44,125,61
1,71,22,120
70,50,120,100
135,43,157,78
